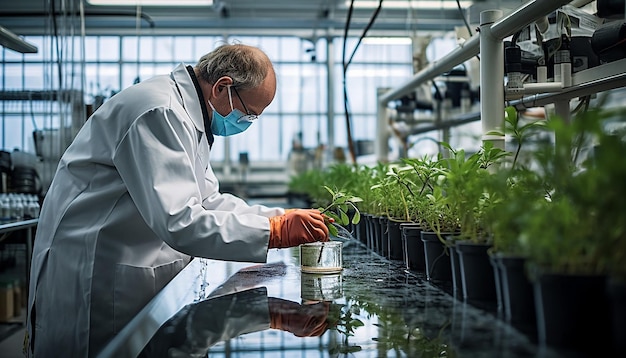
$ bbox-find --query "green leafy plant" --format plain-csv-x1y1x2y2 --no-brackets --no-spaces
287,169,326,206
370,164,413,221
499,105,626,277
359,162,391,217
486,107,550,255
438,141,509,244
317,185,362,237
395,155,446,226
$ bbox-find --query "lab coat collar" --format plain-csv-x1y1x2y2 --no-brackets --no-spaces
170,63,214,147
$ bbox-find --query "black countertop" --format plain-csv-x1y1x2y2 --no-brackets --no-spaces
97,236,569,358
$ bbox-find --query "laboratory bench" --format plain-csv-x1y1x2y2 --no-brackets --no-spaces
95,235,587,358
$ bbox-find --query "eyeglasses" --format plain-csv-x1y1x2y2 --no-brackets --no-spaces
231,86,258,123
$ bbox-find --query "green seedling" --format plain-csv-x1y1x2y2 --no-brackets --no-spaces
318,185,362,237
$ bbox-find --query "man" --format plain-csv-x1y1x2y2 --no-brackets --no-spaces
25,43,329,357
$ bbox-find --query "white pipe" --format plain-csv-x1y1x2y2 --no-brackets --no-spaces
537,66,548,83
378,35,480,104
554,99,571,123
522,82,565,93
480,10,505,150
326,38,335,163
376,88,391,162
561,62,572,88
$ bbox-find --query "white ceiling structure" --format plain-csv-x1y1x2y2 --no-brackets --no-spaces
0,0,523,40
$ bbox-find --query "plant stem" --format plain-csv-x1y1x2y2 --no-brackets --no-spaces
317,242,325,263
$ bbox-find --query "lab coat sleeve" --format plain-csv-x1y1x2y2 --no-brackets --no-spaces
113,107,271,263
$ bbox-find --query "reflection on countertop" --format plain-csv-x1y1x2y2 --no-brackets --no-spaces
98,238,572,358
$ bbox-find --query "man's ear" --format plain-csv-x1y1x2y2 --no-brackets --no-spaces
214,76,233,94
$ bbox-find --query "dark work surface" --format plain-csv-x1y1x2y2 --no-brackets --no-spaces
99,237,572,358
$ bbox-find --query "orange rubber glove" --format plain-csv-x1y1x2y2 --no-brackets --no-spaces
285,208,335,224
269,298,330,337
269,209,330,249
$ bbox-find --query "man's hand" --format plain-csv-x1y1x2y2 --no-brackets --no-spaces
269,209,330,249
269,298,330,337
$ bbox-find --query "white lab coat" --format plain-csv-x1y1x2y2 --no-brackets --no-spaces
26,64,283,357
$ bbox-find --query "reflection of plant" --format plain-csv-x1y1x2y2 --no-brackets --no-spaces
318,186,362,237
328,297,458,358
406,322,458,358
326,301,364,356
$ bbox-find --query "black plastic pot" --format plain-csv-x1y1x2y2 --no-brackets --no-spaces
421,231,452,283
400,223,424,272
488,253,505,318
355,219,367,245
386,220,403,260
498,254,536,338
378,216,388,257
366,215,378,252
607,277,626,354
533,271,611,354
448,240,463,300
455,242,497,305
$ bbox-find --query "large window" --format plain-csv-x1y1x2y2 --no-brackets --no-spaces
1,34,415,164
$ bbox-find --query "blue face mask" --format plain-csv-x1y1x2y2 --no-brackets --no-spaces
207,86,255,137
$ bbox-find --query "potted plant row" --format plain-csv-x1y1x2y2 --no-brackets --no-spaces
288,103,626,354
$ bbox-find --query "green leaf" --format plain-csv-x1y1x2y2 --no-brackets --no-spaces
351,208,361,224
323,185,336,196
326,212,341,222
505,105,518,127
340,209,350,225
328,223,339,237
350,319,365,328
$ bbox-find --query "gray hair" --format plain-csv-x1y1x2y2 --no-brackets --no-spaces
195,43,272,90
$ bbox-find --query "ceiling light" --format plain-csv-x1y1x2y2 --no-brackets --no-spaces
0,25,38,54
87,0,213,6
348,1,474,9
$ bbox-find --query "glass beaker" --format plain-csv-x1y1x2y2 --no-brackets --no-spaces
300,241,342,274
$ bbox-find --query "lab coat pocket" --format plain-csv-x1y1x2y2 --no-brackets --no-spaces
113,259,185,332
